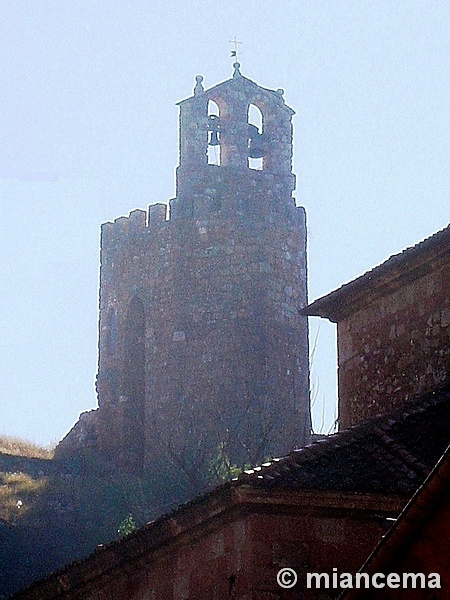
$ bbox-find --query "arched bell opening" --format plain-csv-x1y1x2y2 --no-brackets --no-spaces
248,104,264,170
207,100,221,166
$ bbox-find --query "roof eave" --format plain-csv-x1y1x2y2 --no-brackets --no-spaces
302,223,450,323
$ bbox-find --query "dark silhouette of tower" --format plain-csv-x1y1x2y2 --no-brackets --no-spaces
58,65,311,480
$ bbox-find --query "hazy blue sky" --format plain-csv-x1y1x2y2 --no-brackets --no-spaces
1,1,449,446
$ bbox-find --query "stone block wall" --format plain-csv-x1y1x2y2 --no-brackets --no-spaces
94,173,309,473
338,258,450,429
57,71,311,477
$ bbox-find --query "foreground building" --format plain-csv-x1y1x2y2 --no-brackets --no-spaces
342,445,450,599
11,383,450,599
12,209,450,596
303,223,450,429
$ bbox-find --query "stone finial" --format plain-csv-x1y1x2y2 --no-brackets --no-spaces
232,62,242,78
194,75,204,95
275,88,285,103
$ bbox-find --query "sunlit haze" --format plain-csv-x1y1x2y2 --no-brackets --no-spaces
1,1,449,446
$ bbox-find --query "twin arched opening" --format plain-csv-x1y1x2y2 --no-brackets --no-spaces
207,99,265,170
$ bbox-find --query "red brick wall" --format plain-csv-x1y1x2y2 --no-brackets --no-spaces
57,502,391,600
337,261,450,429
343,491,450,599
377,501,450,599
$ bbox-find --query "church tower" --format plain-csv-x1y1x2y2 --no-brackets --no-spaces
77,65,310,477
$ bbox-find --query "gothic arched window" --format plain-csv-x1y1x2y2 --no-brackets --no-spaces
124,296,146,471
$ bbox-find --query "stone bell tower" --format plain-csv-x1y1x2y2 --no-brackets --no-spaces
60,65,311,478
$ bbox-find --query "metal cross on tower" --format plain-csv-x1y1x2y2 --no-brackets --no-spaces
229,36,243,61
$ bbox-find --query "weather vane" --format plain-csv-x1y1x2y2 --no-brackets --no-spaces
229,36,243,62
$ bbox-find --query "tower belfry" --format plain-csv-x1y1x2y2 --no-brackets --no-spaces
58,67,311,482
175,64,295,191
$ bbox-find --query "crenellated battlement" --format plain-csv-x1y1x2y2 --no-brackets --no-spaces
100,204,169,250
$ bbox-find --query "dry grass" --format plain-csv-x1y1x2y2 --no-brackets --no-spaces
0,471,48,523
0,437,53,523
0,435,54,459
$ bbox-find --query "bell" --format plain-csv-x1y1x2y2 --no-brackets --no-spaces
248,124,265,158
209,130,220,146
208,115,221,146
248,141,265,159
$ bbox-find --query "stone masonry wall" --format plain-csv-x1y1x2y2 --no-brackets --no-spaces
94,166,309,473
338,260,450,429
57,72,311,477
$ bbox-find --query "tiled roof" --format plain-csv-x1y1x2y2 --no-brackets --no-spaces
302,223,450,321
10,388,449,599
238,386,450,496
